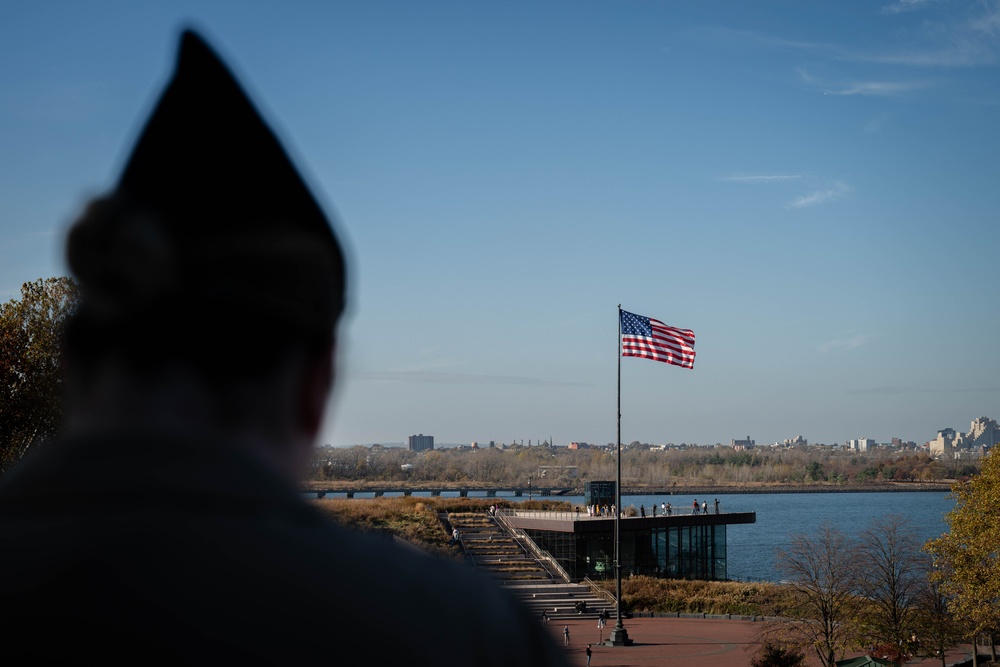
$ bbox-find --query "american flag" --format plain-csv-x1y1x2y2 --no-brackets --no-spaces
620,309,696,369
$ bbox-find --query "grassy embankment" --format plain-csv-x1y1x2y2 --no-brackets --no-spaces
314,496,791,616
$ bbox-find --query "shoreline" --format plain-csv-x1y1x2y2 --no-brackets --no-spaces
302,481,956,496
619,482,954,495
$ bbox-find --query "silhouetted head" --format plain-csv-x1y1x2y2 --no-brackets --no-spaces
63,30,347,463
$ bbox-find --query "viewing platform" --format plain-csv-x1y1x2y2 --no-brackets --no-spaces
501,507,756,528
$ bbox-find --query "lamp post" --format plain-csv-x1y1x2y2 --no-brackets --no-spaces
606,304,632,646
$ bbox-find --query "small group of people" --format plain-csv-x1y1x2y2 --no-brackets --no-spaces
585,504,616,517
661,502,672,515
691,498,722,514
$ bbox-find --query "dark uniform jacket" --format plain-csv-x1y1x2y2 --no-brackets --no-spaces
0,434,569,665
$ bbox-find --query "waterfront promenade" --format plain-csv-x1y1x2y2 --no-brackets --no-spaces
547,616,975,667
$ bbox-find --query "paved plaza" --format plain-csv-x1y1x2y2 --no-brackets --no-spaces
548,616,976,667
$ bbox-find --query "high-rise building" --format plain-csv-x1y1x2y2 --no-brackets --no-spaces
408,434,434,452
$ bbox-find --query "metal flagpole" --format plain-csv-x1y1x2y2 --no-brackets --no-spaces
607,305,630,646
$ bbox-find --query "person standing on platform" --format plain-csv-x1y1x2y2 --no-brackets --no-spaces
692,499,699,514
564,626,571,646
586,644,592,666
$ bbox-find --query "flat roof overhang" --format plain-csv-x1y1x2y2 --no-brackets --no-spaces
504,511,757,534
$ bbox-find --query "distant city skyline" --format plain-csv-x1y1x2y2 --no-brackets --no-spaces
2,2,998,449
331,412,994,449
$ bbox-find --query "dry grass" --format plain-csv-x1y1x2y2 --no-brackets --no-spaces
593,575,794,616
313,496,462,558
312,496,568,558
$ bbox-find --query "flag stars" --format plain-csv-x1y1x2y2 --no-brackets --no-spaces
620,308,696,369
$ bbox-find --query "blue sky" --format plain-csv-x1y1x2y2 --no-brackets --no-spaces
2,1,998,447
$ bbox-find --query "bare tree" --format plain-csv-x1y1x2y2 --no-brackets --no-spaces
913,570,965,667
769,523,859,667
855,515,925,665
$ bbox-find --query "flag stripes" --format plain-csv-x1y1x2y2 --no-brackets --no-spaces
620,309,695,369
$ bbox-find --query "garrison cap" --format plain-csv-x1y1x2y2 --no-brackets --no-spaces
67,29,346,360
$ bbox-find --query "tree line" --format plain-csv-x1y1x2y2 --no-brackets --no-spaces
307,442,976,489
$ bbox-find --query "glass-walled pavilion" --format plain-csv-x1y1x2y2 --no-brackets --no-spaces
504,511,756,582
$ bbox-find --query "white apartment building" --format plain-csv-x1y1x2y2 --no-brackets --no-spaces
847,438,876,452
929,417,999,458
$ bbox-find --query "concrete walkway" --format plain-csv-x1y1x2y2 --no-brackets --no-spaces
547,616,976,667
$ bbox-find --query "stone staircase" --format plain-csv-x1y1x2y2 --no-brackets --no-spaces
445,510,618,622
447,511,550,581
503,580,618,623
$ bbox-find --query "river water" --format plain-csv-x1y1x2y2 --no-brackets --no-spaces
564,491,956,582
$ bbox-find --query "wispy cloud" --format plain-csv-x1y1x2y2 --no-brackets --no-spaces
823,80,928,96
787,182,851,209
817,333,870,353
856,2,1000,67
797,67,927,97
351,370,589,387
971,8,1000,36
720,174,803,183
705,3,1000,74
856,44,995,67
880,0,947,16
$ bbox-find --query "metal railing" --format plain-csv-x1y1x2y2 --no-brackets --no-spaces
582,577,617,606
494,511,572,584
497,507,726,521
